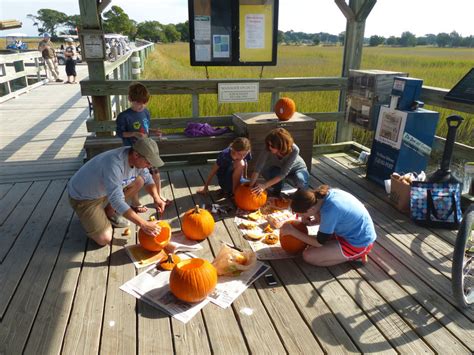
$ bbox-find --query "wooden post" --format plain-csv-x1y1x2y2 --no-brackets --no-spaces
270,92,280,112
131,52,141,80
192,94,199,118
79,0,112,136
335,0,376,142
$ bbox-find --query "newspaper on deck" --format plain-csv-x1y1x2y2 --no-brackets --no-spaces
120,253,208,324
208,259,270,308
125,231,203,269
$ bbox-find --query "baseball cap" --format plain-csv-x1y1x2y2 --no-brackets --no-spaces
43,33,50,38
133,137,164,168
65,38,73,42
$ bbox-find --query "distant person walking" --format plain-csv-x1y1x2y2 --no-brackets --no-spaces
38,33,63,82
64,38,77,84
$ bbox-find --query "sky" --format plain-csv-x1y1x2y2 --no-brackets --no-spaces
1,0,473,38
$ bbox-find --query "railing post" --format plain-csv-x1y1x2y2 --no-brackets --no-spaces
270,92,280,111
34,58,41,81
192,94,199,118
131,52,141,80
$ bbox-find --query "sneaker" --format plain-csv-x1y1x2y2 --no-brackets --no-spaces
108,214,130,228
55,79,63,82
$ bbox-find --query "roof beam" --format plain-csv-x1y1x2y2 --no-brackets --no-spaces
335,0,355,21
97,0,112,14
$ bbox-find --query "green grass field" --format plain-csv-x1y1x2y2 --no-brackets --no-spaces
142,43,473,147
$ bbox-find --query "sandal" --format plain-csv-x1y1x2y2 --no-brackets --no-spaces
131,205,148,213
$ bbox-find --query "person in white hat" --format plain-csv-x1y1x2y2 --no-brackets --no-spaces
64,37,77,83
68,137,167,246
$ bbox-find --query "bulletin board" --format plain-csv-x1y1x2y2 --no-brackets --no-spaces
189,0,278,66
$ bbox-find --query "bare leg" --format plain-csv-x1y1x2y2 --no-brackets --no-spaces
90,226,113,246
232,160,245,194
302,239,348,266
152,171,170,204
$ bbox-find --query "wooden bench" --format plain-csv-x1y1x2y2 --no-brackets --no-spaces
84,116,237,163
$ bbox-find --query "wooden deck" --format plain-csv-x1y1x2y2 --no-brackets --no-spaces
0,72,473,354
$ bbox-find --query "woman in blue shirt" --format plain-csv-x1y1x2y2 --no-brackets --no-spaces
281,185,377,266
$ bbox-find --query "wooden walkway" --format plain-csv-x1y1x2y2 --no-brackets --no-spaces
0,73,473,354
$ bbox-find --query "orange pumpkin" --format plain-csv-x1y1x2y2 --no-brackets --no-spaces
169,258,218,303
138,220,171,252
280,220,308,254
234,183,267,211
182,205,215,241
160,253,181,271
274,97,296,121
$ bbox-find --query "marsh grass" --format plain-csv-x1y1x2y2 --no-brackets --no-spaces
144,43,473,146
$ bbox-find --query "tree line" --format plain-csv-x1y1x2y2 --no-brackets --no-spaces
29,7,473,48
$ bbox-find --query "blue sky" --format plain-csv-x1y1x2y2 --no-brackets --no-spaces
1,0,473,37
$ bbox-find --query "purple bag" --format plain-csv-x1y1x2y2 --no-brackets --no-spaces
184,122,231,137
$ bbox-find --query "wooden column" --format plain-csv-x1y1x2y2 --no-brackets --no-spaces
79,0,112,135
131,52,141,80
335,0,376,142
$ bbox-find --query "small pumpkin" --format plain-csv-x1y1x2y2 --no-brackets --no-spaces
274,97,296,121
160,253,181,271
138,220,171,252
169,258,218,303
182,205,215,241
234,183,267,211
280,220,308,254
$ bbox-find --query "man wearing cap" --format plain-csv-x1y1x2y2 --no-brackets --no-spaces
68,137,167,246
38,33,63,83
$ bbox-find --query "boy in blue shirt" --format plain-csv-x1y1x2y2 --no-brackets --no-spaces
116,82,168,212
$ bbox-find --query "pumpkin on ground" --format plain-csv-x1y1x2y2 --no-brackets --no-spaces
138,220,172,252
160,253,181,271
274,97,296,121
280,220,308,254
169,258,218,303
234,183,267,211
182,205,215,241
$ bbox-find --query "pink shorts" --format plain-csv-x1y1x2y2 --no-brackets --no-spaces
334,235,374,261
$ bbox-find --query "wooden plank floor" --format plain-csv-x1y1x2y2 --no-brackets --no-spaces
0,63,90,183
0,154,473,354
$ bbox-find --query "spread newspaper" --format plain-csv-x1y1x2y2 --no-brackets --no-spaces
120,253,269,323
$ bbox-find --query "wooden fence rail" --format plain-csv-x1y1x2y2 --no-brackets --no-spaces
0,51,47,103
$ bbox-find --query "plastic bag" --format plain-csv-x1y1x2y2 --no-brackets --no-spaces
212,244,257,276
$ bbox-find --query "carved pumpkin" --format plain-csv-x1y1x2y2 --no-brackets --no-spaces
274,97,296,121
169,258,218,303
138,220,171,252
182,205,215,241
160,253,181,271
280,221,308,254
234,184,267,211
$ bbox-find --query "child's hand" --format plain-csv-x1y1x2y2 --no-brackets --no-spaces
251,183,266,195
197,187,208,195
150,128,163,137
134,132,146,139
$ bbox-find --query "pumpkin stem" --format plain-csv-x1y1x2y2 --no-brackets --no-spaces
194,205,200,213
166,253,174,263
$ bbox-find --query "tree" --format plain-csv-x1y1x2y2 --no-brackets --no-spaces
399,31,416,47
27,9,68,37
449,31,462,47
163,24,181,43
311,34,320,46
103,5,136,37
338,31,345,45
369,35,384,47
277,30,285,44
63,15,81,35
436,32,450,47
386,36,398,46
136,21,164,42
175,21,189,42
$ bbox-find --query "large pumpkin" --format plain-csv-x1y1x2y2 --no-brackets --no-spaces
169,258,218,303
138,220,171,252
280,220,308,254
182,205,215,241
234,184,267,211
274,97,296,121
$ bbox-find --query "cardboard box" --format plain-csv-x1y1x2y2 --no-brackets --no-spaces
389,175,411,213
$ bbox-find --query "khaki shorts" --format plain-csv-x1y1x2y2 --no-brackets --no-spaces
69,196,110,238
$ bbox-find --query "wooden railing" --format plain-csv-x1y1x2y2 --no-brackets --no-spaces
0,50,47,103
